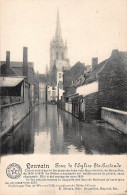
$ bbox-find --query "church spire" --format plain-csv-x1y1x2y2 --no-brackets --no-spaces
55,9,62,40
45,64,48,75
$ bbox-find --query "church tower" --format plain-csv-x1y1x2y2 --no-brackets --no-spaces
50,9,70,72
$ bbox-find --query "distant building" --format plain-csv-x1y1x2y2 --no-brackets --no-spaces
47,84,57,102
37,74,47,104
39,82,46,104
34,75,39,105
57,71,64,100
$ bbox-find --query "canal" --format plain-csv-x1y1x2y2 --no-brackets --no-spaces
1,104,127,155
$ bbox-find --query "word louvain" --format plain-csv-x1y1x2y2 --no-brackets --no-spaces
26,163,50,169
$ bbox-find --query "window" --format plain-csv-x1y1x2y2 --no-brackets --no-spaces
59,73,62,78
52,86,56,90
58,81,63,89
62,52,64,59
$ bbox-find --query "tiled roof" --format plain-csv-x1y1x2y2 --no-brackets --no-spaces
119,51,127,65
0,63,19,76
70,59,108,87
0,61,34,68
83,59,108,84
76,50,127,87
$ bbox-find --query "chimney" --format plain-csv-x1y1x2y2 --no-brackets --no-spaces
23,47,28,81
111,49,119,58
92,58,98,68
6,51,10,68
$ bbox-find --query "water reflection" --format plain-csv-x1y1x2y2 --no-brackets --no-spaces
1,104,127,156
34,132,50,153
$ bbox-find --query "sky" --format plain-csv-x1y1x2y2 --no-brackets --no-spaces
1,0,127,73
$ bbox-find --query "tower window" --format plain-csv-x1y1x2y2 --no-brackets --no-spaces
56,52,58,59
62,52,64,60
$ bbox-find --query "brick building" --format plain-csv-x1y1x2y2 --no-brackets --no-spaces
98,49,127,113
61,49,127,121
0,47,39,107
0,48,35,84
0,50,35,136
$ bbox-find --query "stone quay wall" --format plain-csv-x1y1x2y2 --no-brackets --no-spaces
101,107,127,134
0,101,30,138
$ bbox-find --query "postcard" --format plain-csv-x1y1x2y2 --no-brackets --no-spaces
0,0,127,194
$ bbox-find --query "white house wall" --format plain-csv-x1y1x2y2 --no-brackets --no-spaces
76,81,98,96
59,88,64,100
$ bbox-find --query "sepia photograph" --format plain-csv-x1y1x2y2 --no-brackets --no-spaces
0,0,127,194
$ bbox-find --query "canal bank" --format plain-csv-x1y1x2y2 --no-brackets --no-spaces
0,78,35,138
0,47,39,138
57,100,127,134
1,104,127,156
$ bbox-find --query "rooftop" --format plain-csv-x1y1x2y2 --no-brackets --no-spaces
84,59,108,84
37,74,47,83
0,76,25,87
74,49,127,88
